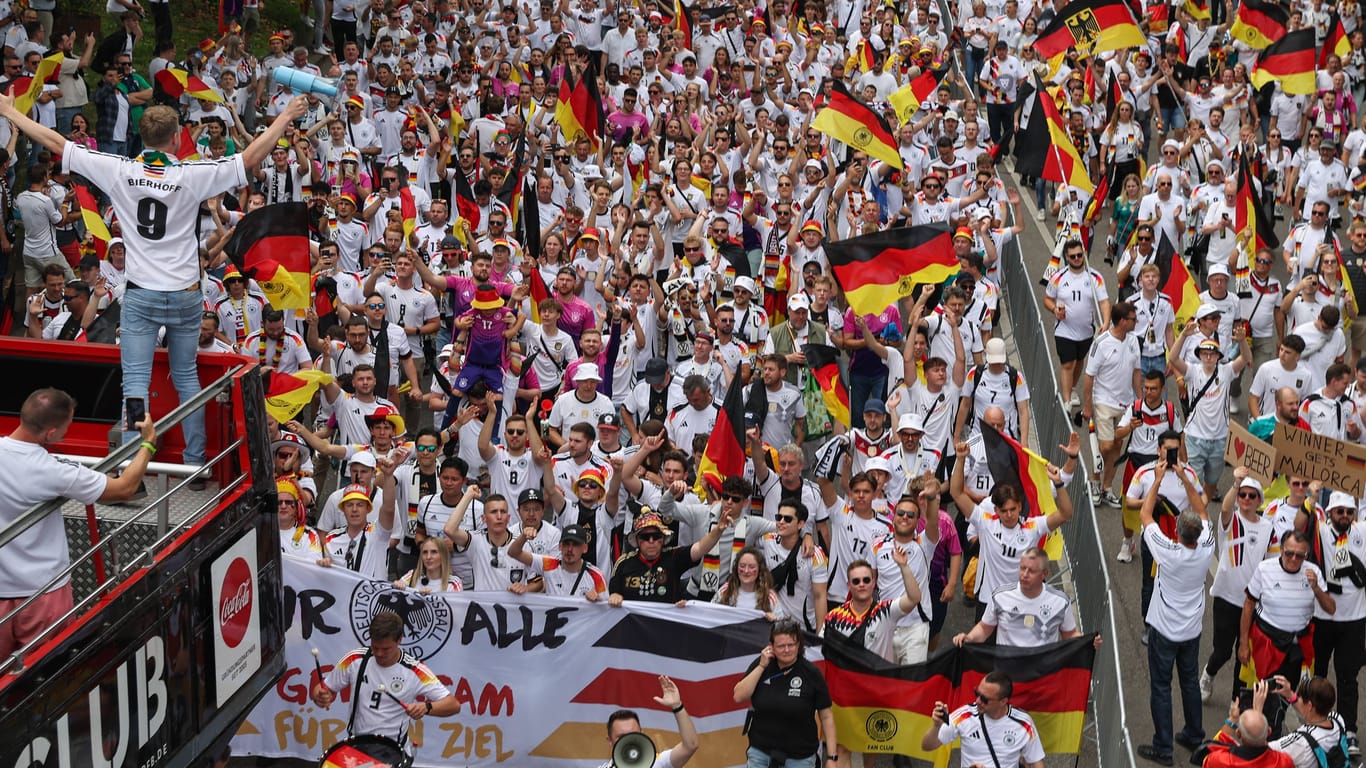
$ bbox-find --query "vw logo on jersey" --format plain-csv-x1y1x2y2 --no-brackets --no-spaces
351,581,455,659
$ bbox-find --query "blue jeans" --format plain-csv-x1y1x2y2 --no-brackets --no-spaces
1148,627,1205,755
121,285,206,465
848,368,887,430
746,747,817,768
1185,436,1224,487
1140,355,1168,377
1159,106,1186,134
100,139,128,157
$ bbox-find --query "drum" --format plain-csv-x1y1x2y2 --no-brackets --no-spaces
319,735,413,768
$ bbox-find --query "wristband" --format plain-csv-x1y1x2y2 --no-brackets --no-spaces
140,441,157,456
1223,719,1236,729
425,700,433,714
671,704,685,713
826,757,838,763
1288,693,1298,704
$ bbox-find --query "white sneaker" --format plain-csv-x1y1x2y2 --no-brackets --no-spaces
303,15,315,28
1035,209,1046,221
1199,669,1213,703
1229,401,1240,415
1116,539,1133,562
1069,392,1081,410
314,44,332,55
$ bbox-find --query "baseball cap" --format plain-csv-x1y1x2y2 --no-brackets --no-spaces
440,235,462,250
1238,477,1264,495
985,337,1008,365
1207,263,1231,278
271,431,307,454
340,483,373,506
598,413,621,430
1194,304,1223,320
863,398,887,415
866,456,892,475
518,487,545,507
560,523,590,544
644,357,669,384
348,450,377,469
573,363,602,382
788,293,810,311
1196,338,1222,354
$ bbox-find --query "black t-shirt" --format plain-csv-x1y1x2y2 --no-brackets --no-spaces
1155,63,1195,109
744,656,832,757
609,547,698,602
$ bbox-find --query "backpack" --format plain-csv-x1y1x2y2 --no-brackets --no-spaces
1297,716,1351,768
969,363,1018,404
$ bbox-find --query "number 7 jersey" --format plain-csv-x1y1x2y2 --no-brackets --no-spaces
63,141,249,291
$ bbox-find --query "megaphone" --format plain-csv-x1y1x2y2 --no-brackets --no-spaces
272,66,338,98
612,732,656,768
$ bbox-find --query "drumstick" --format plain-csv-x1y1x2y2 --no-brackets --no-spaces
311,648,324,684
366,677,422,748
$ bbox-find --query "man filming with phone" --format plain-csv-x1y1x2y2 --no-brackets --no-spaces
0,388,157,658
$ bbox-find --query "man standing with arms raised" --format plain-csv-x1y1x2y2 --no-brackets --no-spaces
0,89,309,469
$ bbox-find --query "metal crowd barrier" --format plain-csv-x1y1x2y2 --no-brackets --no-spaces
1000,238,1138,768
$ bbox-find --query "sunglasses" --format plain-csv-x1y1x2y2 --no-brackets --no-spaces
1137,235,1153,241
1256,258,1274,264
506,428,526,435
775,514,797,523
637,531,665,541
416,444,439,453
1283,550,1308,560
366,302,386,309
976,690,998,703
1237,490,1261,499
577,480,599,489
850,576,874,585
278,498,297,506
723,493,747,502
894,509,918,517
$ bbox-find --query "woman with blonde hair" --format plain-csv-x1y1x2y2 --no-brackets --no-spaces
395,537,463,593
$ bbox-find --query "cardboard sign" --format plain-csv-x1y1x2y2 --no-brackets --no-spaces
1226,421,1276,486
1273,423,1366,497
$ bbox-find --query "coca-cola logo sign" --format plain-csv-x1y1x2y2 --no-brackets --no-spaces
219,557,254,649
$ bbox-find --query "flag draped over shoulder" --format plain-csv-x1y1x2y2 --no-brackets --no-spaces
823,632,1097,766
812,80,903,170
527,265,551,323
1230,0,1288,49
1250,29,1316,94
826,226,958,316
697,369,747,491
1156,231,1201,327
223,202,312,309
1034,0,1146,60
805,344,851,428
264,370,336,422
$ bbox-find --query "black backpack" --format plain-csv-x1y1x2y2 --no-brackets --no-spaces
1298,717,1351,768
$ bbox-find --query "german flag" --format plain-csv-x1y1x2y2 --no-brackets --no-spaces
1039,85,1094,193
853,39,876,72
1237,153,1280,260
454,169,482,232
1250,28,1316,94
264,370,335,423
980,419,1064,559
554,70,604,151
690,173,713,199
1182,0,1210,20
826,225,959,317
888,70,941,125
74,184,110,260
673,0,693,50
805,344,850,428
1170,22,1188,59
154,67,223,103
811,80,903,171
174,124,200,161
1148,0,1169,31
527,263,551,323
223,201,311,309
957,637,1097,758
1156,231,1201,326
1230,0,1287,49
697,367,748,491
11,51,62,115
399,186,418,243
1322,12,1350,68
822,633,955,763
1035,0,1146,60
